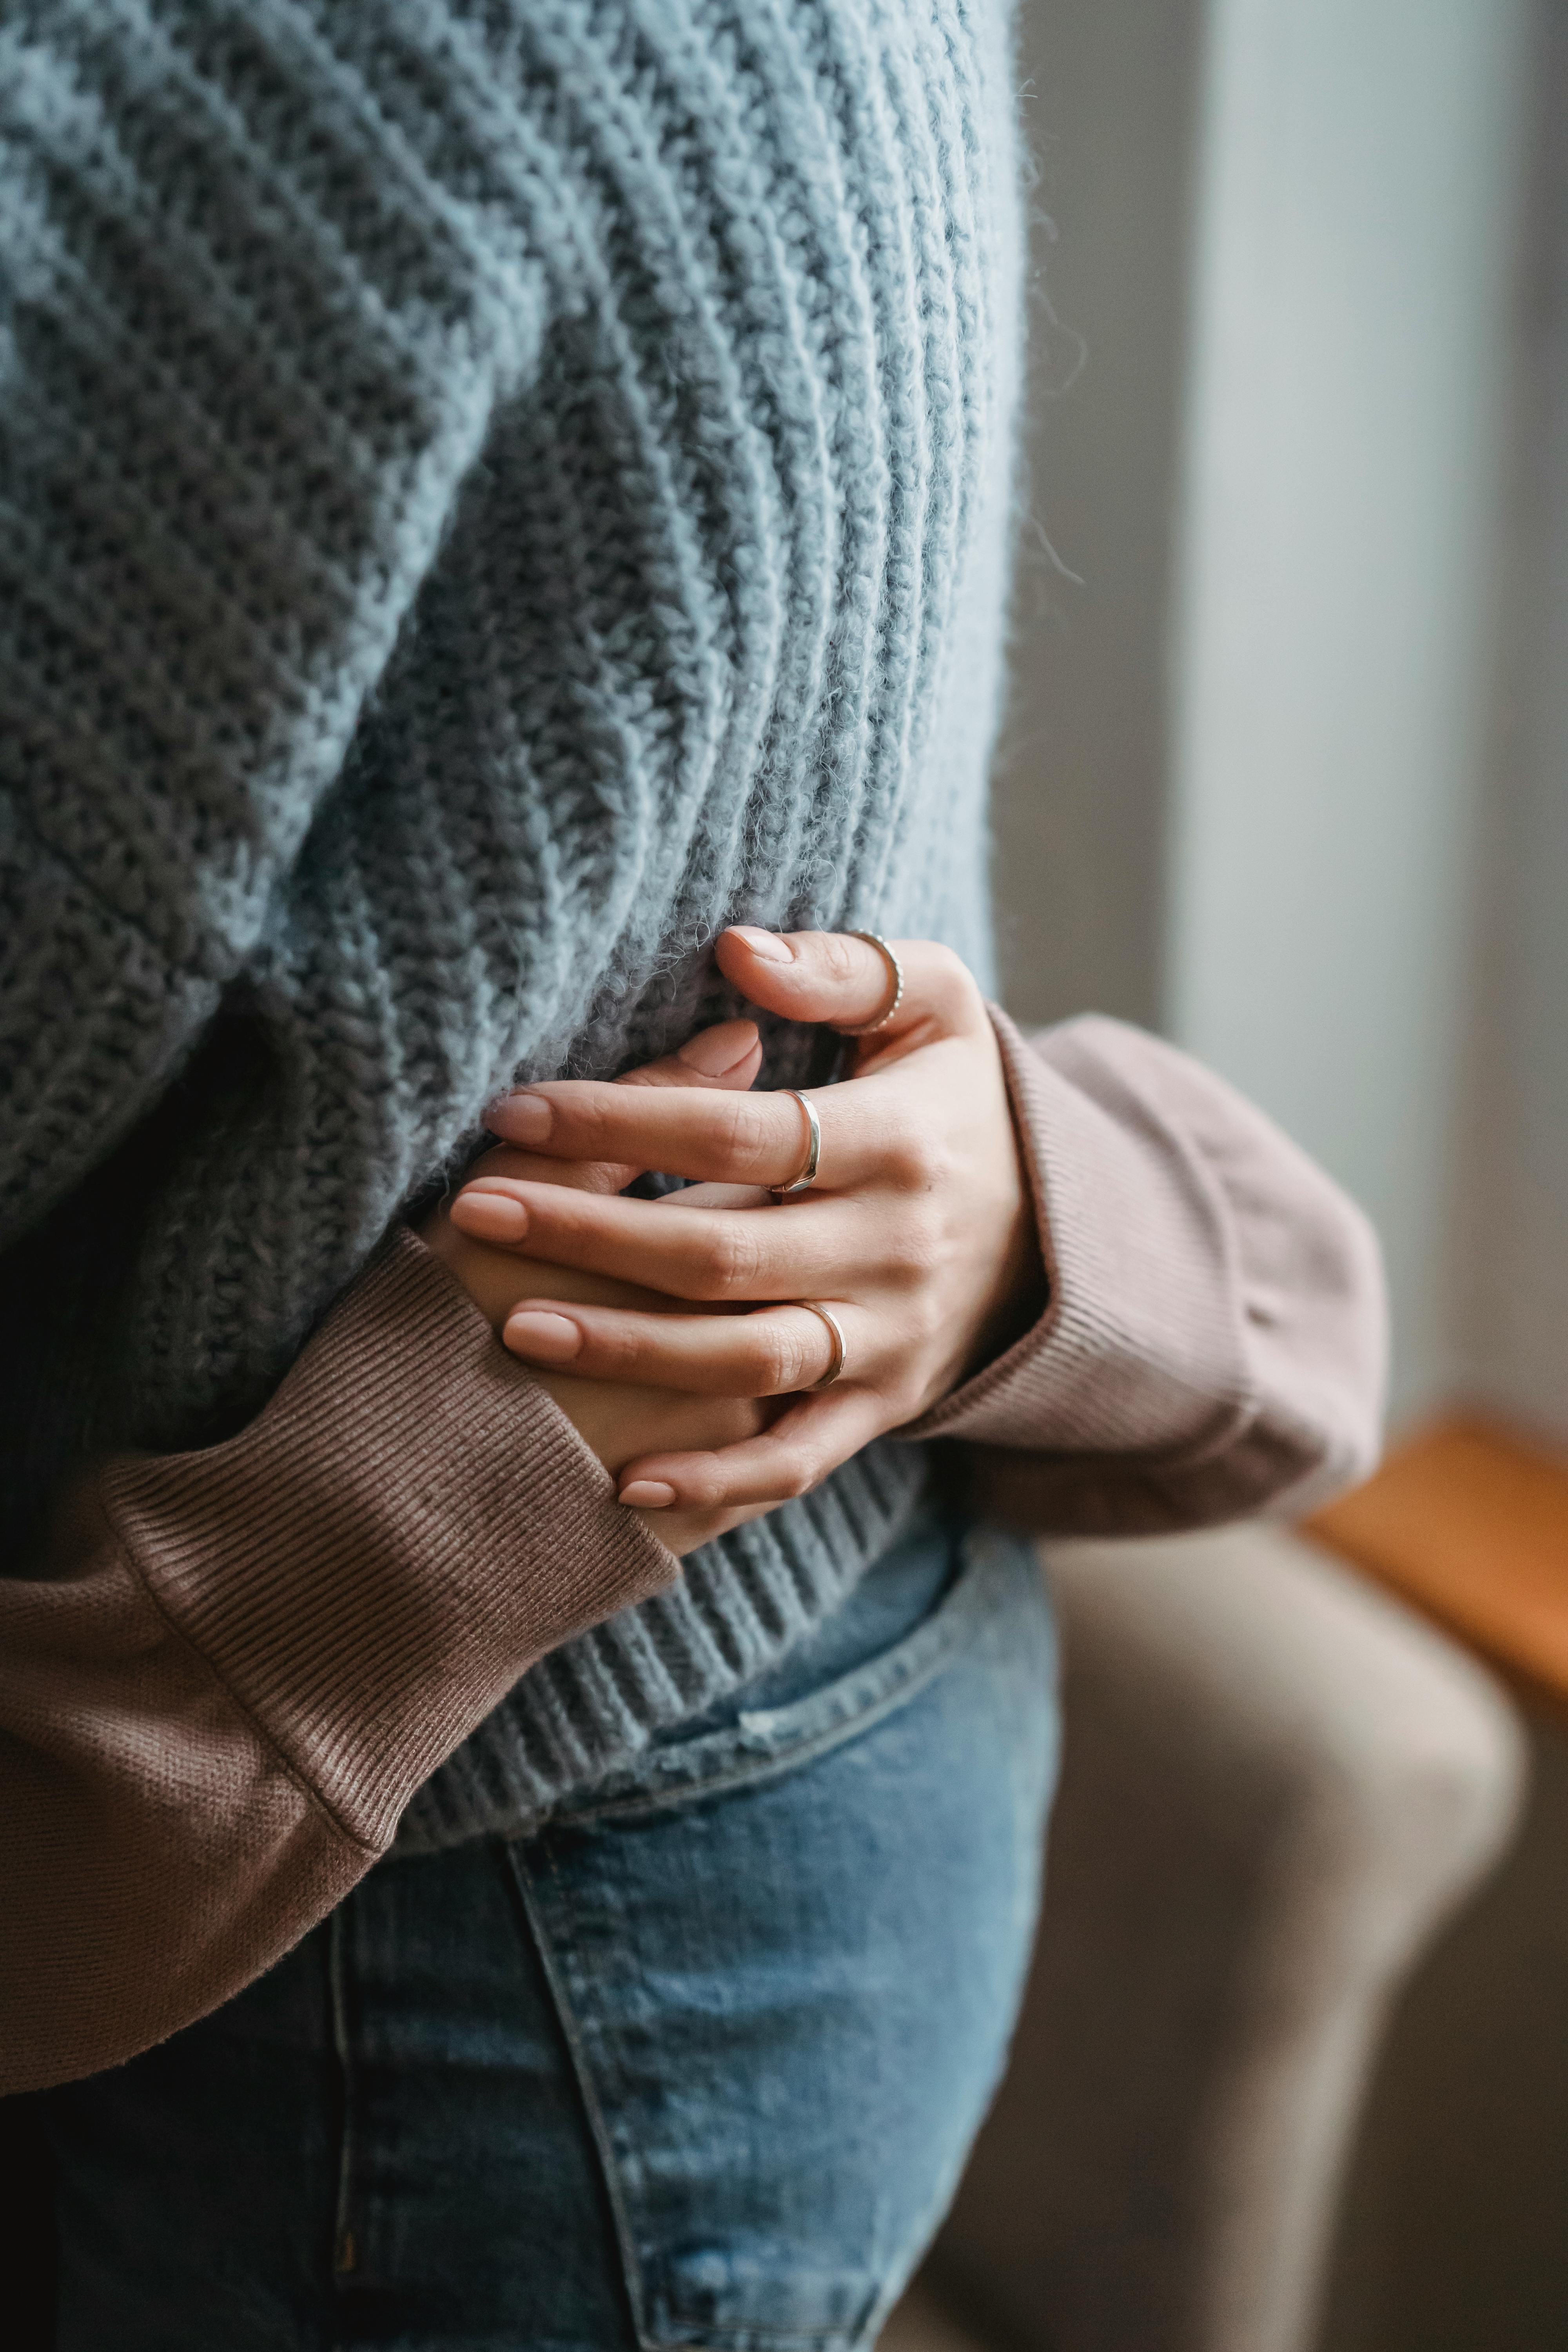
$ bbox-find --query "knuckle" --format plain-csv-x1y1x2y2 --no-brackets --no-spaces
769,1430,833,1499
909,1197,948,1263
884,1204,945,1279
926,942,978,1010
870,1197,947,1307
874,1222,914,1284
595,1324,645,1378
904,1288,946,1352
722,1094,780,1179
704,1216,765,1294
880,1114,931,1193
557,1089,612,1148
821,932,862,984
771,1453,816,1501
751,1319,808,1392
550,1094,628,1165
680,1459,730,1509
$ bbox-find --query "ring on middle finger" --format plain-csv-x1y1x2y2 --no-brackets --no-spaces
770,1089,822,1200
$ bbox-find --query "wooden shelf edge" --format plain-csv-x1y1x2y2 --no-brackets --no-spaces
1304,1414,1568,1710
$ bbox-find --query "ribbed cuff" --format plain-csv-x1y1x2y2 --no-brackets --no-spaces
900,1007,1254,1459
105,1230,677,1849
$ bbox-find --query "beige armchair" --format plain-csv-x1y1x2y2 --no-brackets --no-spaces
919,1523,1524,2352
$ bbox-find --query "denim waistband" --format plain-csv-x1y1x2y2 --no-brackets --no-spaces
546,1521,1033,1831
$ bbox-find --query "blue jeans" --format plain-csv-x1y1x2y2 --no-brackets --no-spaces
42,1514,1058,2351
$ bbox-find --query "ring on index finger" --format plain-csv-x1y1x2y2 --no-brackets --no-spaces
837,932,904,1036
771,1089,822,1199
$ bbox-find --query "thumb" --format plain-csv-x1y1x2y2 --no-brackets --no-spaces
620,1018,762,1094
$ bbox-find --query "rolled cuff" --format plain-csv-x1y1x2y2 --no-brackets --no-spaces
902,1007,1254,1464
106,1227,678,1849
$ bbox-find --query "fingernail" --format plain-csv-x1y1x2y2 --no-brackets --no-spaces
504,1309,582,1362
677,1020,759,1077
727,926,793,963
486,1091,552,1144
450,1190,528,1243
619,1479,677,1508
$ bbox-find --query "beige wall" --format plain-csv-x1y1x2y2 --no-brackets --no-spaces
1000,0,1537,1424
989,0,1202,1031
1453,2,1568,1448
1166,0,1528,1421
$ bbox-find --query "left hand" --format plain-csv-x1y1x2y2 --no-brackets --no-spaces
448,930,1045,1517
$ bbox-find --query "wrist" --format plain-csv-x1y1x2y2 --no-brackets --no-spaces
966,1209,1047,1383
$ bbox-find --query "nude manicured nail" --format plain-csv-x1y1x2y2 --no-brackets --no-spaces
619,1479,678,1508
486,1091,552,1143
677,1020,759,1076
450,1191,528,1242
505,1309,583,1362
727,926,792,962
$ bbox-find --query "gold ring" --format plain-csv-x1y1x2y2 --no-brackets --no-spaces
771,1089,821,1198
837,932,904,1036
797,1301,848,1389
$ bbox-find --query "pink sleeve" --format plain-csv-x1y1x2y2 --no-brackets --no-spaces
0,1230,675,2093
901,1009,1388,1534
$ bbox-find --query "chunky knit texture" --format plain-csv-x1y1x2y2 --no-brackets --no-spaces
0,0,1022,1839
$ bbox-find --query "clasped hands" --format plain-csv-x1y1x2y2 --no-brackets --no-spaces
421,928,1043,1556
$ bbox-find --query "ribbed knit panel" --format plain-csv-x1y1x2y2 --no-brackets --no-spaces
105,1230,677,1850
1,1,1022,1844
396,1437,927,1849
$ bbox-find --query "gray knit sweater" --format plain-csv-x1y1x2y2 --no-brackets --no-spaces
0,0,1021,1842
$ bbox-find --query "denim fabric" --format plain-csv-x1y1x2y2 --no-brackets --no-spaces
43,1517,1057,2352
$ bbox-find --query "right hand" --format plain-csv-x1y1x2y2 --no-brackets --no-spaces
419,1020,774,1555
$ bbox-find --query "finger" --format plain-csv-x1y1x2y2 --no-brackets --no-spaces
499,1298,857,1395
482,1020,762,1195
714,929,984,1043
663,1180,773,1212
468,1162,768,1223
614,1389,886,1512
474,1071,898,1192
620,1018,762,1090
448,1182,854,1301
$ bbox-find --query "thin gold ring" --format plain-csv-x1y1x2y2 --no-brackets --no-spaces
796,1300,848,1389
771,1088,821,1198
837,931,904,1036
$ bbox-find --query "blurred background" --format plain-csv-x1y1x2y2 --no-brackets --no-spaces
888,0,1568,2347
997,0,1557,1436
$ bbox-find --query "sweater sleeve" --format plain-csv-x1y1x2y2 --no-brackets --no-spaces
903,1009,1387,1533
0,1228,675,2097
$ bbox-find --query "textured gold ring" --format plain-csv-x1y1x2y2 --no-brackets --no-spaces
837,931,904,1036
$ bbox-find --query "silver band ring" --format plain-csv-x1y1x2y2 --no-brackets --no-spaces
797,1300,848,1389
838,932,904,1036
771,1088,821,1198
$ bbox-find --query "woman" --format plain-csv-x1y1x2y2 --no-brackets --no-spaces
0,1,1384,2341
